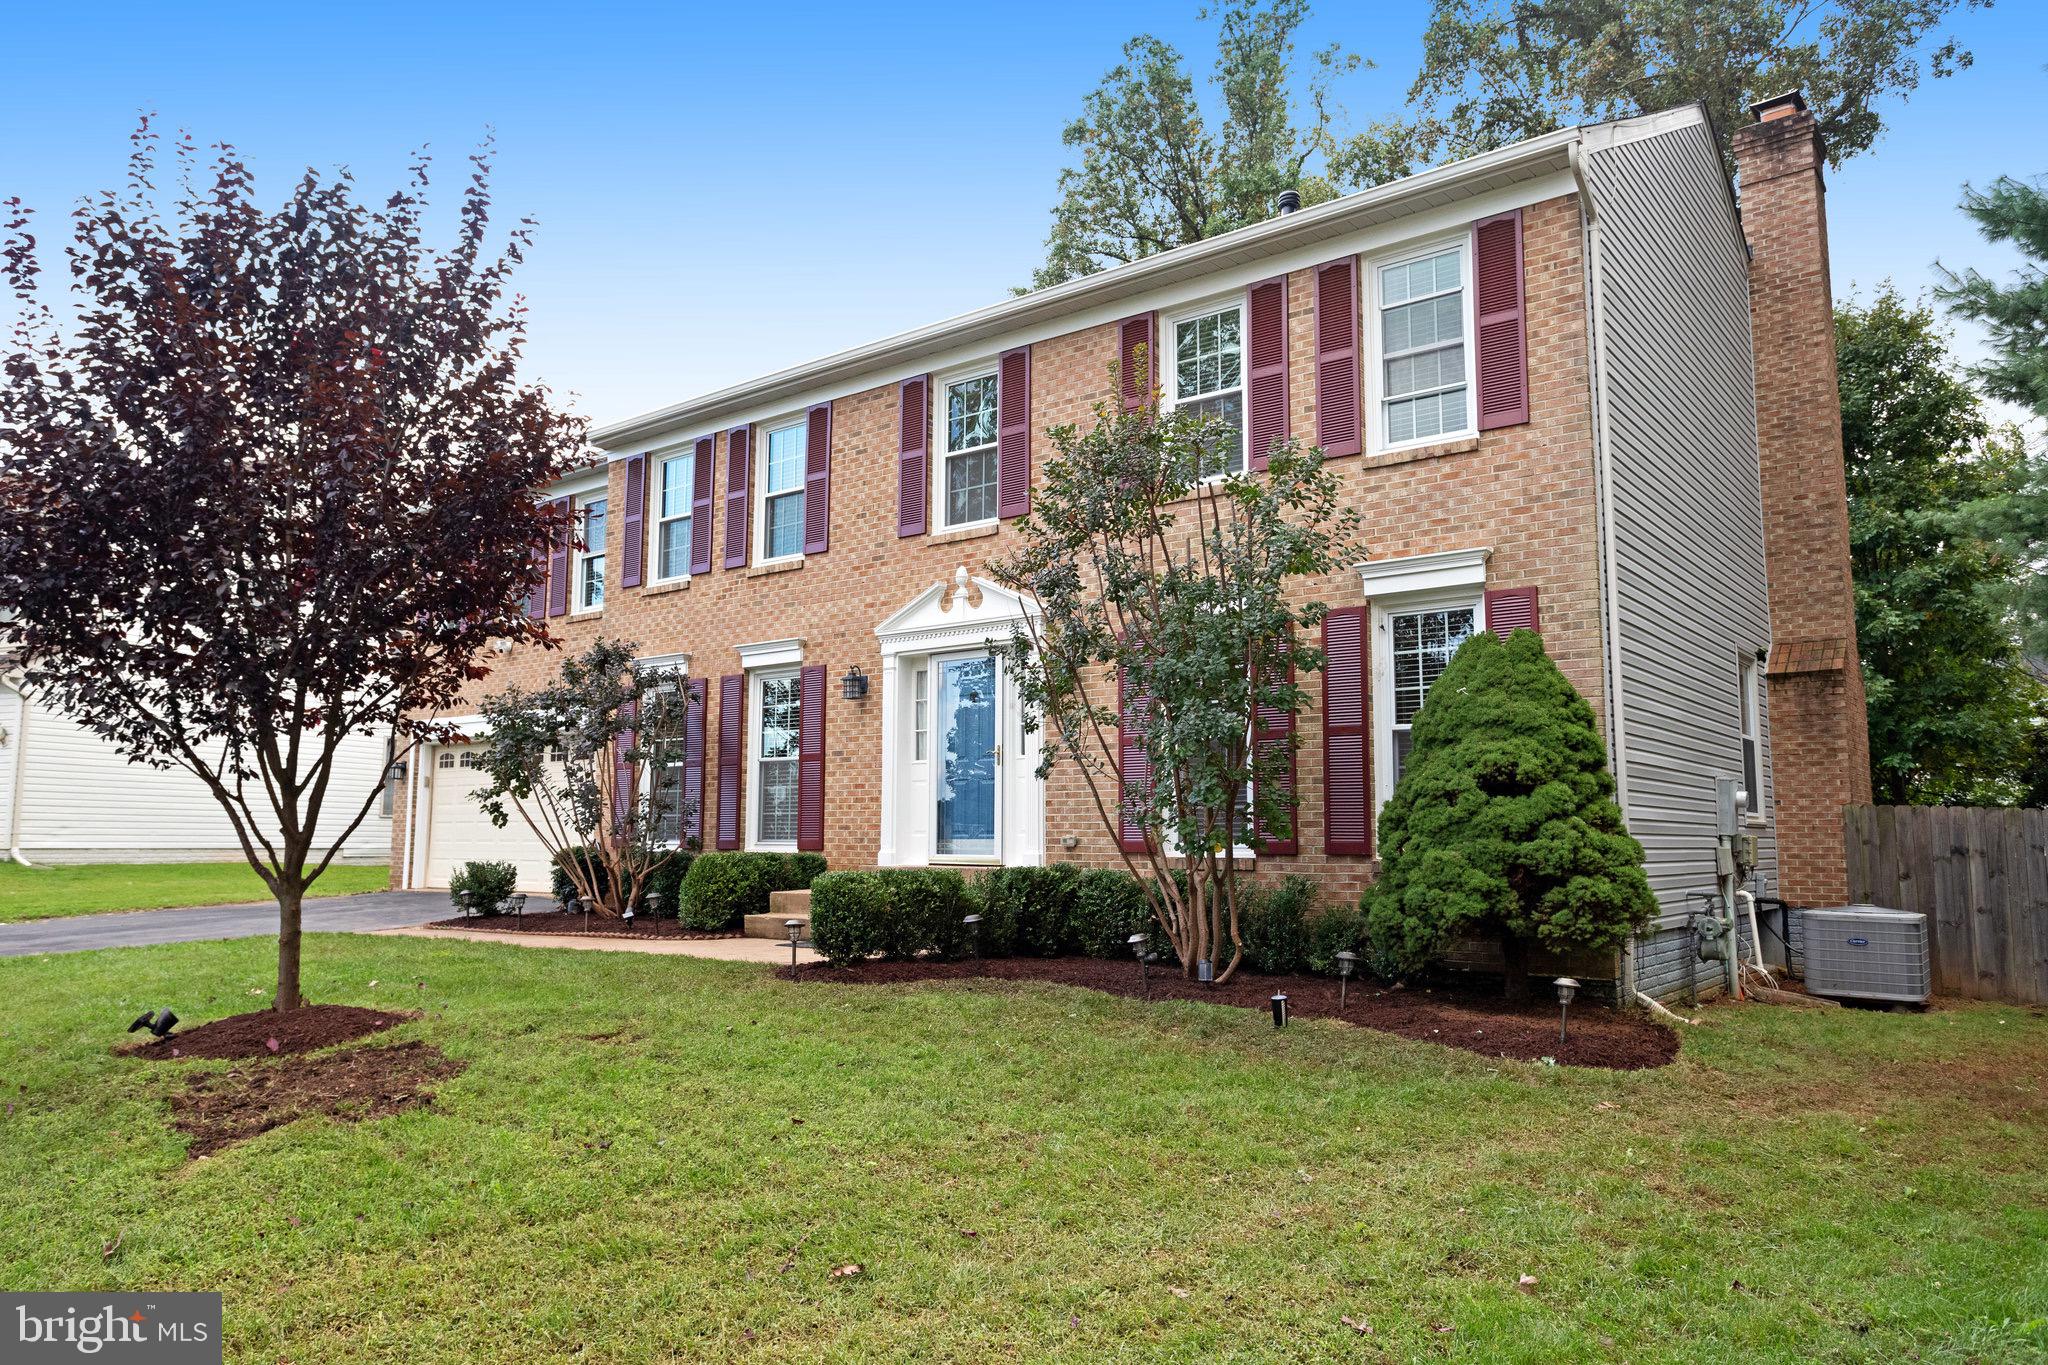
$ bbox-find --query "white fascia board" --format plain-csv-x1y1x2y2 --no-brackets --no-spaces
736,638,804,670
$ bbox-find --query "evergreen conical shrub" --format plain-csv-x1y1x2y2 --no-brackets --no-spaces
1361,628,1655,998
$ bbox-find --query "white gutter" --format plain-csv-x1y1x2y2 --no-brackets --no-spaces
5,674,31,867
591,125,1584,450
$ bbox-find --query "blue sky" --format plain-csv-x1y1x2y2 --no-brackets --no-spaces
1,0,2041,430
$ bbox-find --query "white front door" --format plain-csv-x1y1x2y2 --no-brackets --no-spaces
931,651,1001,863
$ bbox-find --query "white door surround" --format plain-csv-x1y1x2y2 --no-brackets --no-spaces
874,567,1045,868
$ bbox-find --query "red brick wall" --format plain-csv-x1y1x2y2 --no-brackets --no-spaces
393,193,1605,906
1733,106,1872,906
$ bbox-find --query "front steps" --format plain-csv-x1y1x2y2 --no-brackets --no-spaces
743,889,811,940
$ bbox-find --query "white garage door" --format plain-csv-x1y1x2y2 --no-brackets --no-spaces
423,747,559,895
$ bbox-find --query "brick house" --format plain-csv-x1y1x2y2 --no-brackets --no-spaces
391,95,1869,1003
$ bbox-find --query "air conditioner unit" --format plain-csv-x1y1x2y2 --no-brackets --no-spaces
1800,906,1931,1005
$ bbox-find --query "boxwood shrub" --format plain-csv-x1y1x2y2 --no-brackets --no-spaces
449,860,519,915
973,864,1080,957
1237,875,1319,974
1072,867,1157,959
809,868,972,965
678,851,804,931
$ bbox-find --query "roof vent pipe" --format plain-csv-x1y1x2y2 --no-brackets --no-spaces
1276,189,1301,215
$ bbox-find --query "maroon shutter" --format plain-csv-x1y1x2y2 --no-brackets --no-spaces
804,403,832,555
1322,606,1371,856
1473,209,1529,430
1484,586,1541,638
1246,276,1289,471
716,673,743,849
619,455,646,589
797,664,826,852
897,375,929,537
545,495,571,618
683,678,706,845
722,426,751,570
1314,256,1361,457
525,542,547,619
1117,662,1153,852
997,346,1032,518
1253,641,1298,855
689,435,715,575
613,699,637,827
1119,313,1156,412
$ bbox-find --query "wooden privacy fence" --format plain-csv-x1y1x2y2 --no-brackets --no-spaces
1843,804,2048,1004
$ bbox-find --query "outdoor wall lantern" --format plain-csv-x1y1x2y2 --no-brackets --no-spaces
126,1008,178,1039
841,665,869,701
1554,976,1580,1046
963,913,983,967
1270,993,1290,1029
1334,951,1361,1011
785,918,805,981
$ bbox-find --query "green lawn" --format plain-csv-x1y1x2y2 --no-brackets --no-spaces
0,861,390,922
3,936,2045,1364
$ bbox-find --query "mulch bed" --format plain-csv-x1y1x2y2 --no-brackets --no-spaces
425,911,738,940
123,1004,410,1061
167,1041,467,1157
799,957,1677,1070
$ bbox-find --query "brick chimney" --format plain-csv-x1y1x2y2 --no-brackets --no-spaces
1733,90,1872,907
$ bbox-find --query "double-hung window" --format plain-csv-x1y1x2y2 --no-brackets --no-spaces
576,492,607,610
751,668,801,848
1377,243,1471,446
655,448,694,581
1739,655,1764,819
1168,303,1246,477
939,371,1000,528
761,420,806,561
1386,601,1478,787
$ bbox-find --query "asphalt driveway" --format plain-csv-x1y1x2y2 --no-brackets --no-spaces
0,891,451,957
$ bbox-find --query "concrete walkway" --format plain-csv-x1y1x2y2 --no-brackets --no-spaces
378,924,821,965
0,891,450,957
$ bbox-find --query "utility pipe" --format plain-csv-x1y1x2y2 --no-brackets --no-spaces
6,675,32,868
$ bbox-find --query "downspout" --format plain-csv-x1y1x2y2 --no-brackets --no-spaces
400,738,423,891
1572,137,1639,1004
5,674,32,867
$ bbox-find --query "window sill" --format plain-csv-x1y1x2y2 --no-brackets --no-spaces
568,608,604,621
746,558,804,579
1363,434,1480,470
643,577,691,597
931,522,1000,545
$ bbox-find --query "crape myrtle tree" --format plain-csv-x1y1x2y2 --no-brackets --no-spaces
0,123,584,1009
992,368,1359,983
469,638,693,917
1362,628,1655,1000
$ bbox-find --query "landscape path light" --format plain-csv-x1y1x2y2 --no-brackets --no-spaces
643,892,660,921
786,918,804,981
1554,977,1580,1047
1128,933,1152,1000
510,893,527,920
963,913,982,969
1270,993,1289,1029
1335,950,1361,1011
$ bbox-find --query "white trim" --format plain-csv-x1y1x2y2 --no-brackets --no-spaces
1159,291,1250,479
737,638,804,670
647,442,698,586
745,665,802,853
927,648,1005,866
1354,546,1491,599
1364,231,1478,455
1371,593,1487,827
593,120,1600,449
754,412,809,566
634,652,692,675
874,569,1038,659
931,361,1002,532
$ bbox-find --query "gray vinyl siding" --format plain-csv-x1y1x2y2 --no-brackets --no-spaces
1582,116,1780,1002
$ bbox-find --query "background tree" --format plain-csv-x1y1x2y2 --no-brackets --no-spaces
470,638,692,917
1936,173,2048,665
1362,629,1655,1000
1336,0,1986,183
1032,0,1360,288
0,124,582,1009
1839,287,2043,804
993,379,1358,982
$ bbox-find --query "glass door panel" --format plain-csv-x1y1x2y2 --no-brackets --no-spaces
934,654,998,860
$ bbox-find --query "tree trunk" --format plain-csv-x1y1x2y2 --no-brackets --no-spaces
276,884,305,1011
1500,932,1531,1003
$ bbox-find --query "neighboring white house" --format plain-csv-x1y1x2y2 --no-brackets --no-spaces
0,677,394,866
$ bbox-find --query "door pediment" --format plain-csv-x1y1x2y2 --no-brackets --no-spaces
875,566,1035,659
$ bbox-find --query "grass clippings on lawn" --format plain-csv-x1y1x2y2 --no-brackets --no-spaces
799,956,1678,1070
167,1040,466,1158
4,934,2046,1363
0,860,390,923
